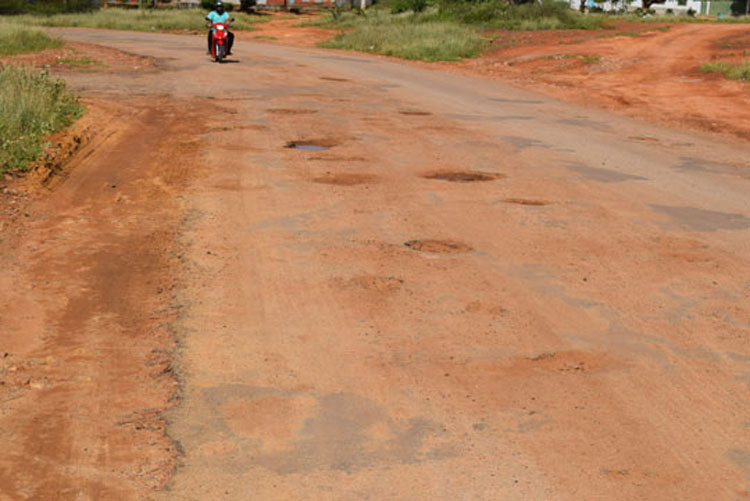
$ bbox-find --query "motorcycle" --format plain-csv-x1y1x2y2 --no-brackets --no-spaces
209,21,232,63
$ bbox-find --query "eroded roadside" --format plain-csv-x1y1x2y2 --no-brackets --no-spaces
0,95,211,498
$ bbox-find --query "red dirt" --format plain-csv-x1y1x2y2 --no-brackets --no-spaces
247,11,334,46
0,92,212,496
460,22,750,140
0,42,156,73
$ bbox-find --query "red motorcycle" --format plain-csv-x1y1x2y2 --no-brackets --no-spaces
210,21,231,62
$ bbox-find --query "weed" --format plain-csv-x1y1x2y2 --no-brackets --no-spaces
0,66,83,173
700,61,750,81
580,55,601,62
56,55,103,69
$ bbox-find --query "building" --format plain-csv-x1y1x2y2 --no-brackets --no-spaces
568,0,736,16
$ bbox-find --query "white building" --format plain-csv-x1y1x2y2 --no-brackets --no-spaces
568,0,703,14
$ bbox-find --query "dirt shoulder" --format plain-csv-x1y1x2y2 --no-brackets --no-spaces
250,16,750,142
0,43,211,495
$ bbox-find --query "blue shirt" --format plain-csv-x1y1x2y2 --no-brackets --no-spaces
206,11,230,30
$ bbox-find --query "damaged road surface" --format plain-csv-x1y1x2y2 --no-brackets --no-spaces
1,29,749,500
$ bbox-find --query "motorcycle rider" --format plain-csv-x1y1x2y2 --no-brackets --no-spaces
206,1,234,56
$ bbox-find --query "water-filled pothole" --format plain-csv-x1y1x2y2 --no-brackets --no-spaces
286,139,337,151
502,198,549,206
404,239,472,254
312,173,377,186
424,171,504,183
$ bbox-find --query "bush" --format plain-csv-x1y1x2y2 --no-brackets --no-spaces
0,0,27,15
438,0,605,30
0,66,83,172
0,0,99,14
391,0,428,13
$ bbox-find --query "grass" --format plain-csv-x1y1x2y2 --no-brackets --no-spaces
440,0,607,30
320,12,483,61
56,55,104,69
0,66,83,173
7,9,265,33
310,0,606,61
0,21,63,55
700,61,750,81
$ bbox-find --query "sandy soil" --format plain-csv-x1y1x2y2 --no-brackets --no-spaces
0,26,749,500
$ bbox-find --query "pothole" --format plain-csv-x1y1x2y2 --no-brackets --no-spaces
268,108,318,115
286,139,338,151
502,198,549,206
320,76,349,82
399,110,432,116
628,135,659,143
312,173,377,186
423,171,504,182
404,239,472,254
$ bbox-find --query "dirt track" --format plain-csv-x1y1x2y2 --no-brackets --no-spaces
1,28,750,500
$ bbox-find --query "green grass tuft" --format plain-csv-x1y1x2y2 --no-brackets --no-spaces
0,21,63,55
700,61,750,81
0,66,83,173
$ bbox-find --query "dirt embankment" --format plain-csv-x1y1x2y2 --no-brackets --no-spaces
460,22,750,141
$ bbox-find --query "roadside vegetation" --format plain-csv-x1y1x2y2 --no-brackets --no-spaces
314,0,605,61
320,11,483,61
0,66,83,173
700,61,750,81
6,9,265,32
0,21,63,55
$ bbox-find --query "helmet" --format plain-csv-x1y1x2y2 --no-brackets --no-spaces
215,1,224,7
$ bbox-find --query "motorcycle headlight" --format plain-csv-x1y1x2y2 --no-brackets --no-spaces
216,25,225,30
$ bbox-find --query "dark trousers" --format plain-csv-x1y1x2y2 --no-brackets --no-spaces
208,30,234,54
